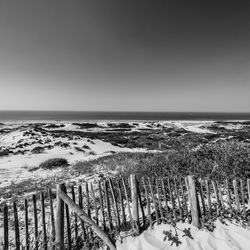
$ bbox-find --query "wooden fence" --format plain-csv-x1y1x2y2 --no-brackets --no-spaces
1,175,250,249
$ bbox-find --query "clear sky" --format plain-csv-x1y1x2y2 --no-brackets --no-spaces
0,1,250,112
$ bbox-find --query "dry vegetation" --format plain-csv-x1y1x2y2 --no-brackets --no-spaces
72,140,250,181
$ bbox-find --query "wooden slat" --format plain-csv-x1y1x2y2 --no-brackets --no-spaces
24,199,29,250
180,178,188,218
233,179,240,211
33,195,38,250
98,181,106,230
85,182,91,218
174,178,183,221
199,180,206,215
142,178,153,228
71,186,78,241
13,201,20,250
247,179,250,209
168,178,177,221
109,179,120,227
91,182,99,225
218,185,225,210
225,179,232,212
211,180,221,208
240,179,246,218
3,204,8,250
86,182,94,241
104,180,113,230
161,178,169,214
118,180,126,225
148,177,160,225
205,180,211,216
137,179,146,227
41,192,48,250
48,188,55,248
122,178,133,228
156,178,164,223
78,185,87,240
63,186,71,249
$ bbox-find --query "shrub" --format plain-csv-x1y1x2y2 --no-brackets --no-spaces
0,149,10,157
31,146,45,154
38,158,68,170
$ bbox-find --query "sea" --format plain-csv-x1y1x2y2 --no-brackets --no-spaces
0,110,250,122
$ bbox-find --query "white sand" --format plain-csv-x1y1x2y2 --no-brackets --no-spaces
117,221,250,250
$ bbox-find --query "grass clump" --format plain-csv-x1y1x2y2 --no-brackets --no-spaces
38,158,68,170
72,161,95,176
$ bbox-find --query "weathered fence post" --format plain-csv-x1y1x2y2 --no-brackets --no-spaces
55,184,65,249
3,205,8,250
130,174,140,235
186,175,201,228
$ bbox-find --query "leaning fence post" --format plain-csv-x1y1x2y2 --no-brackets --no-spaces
186,175,201,228
55,184,65,249
130,174,140,235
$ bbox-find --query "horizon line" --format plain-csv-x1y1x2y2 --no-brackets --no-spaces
0,110,250,114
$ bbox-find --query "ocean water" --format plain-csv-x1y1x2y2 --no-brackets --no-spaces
0,111,250,122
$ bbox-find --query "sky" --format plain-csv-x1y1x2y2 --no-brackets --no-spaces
0,1,250,112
